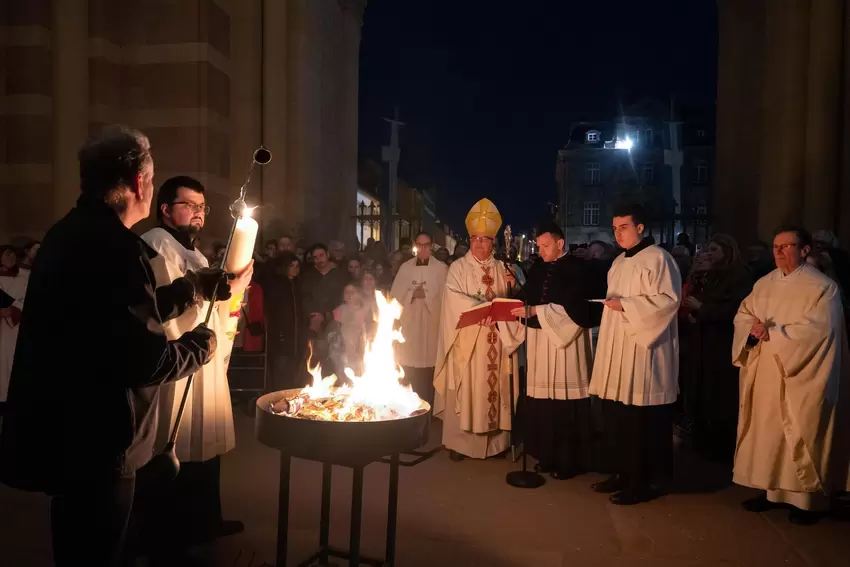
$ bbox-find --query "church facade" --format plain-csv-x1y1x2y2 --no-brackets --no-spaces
1,0,366,249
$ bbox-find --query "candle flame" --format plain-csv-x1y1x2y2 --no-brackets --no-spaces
242,205,258,219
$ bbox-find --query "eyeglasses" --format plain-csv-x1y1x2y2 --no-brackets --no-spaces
470,236,493,244
171,201,210,215
773,243,798,252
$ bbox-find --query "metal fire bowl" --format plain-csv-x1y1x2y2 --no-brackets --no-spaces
255,389,432,466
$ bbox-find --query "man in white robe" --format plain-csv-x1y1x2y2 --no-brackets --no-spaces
509,222,605,479
391,231,448,408
733,227,850,524
433,198,522,460
589,203,681,505
137,176,252,552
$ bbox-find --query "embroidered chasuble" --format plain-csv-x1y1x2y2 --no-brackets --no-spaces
433,252,523,459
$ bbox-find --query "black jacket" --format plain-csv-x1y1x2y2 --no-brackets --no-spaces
521,254,607,329
255,259,308,357
0,195,211,495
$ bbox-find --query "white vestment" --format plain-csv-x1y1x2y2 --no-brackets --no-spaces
732,265,850,510
391,257,448,368
0,272,28,402
589,244,681,406
433,253,523,458
526,304,594,400
143,228,237,462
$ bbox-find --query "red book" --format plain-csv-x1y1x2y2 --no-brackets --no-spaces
456,298,524,329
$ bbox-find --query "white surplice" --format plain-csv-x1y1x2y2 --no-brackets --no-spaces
143,228,237,462
391,257,448,369
732,265,850,509
589,245,681,406
0,271,28,402
433,253,523,458
526,304,594,400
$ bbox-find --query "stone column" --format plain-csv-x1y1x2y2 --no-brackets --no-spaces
1,0,54,241
802,0,843,231
52,0,89,219
259,0,290,241
755,0,810,239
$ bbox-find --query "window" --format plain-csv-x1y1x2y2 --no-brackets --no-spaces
695,161,708,183
642,163,655,184
644,129,653,146
583,202,600,226
696,202,708,226
585,162,601,185
585,130,600,143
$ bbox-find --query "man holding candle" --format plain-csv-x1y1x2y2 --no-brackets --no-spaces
0,125,229,566
136,176,253,554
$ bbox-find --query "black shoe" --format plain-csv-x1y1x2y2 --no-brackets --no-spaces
551,468,584,481
592,474,628,493
788,508,824,526
742,493,780,513
609,487,654,506
449,450,464,462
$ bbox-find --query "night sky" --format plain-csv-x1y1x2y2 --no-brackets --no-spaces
358,0,718,234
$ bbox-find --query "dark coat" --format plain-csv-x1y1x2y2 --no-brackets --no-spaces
681,265,753,423
0,195,211,495
254,258,308,358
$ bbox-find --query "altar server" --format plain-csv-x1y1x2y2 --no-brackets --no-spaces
391,231,448,407
589,203,681,505
733,227,850,525
137,176,252,552
433,198,522,460
510,221,605,479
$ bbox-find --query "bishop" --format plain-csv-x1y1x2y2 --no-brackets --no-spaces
433,199,522,460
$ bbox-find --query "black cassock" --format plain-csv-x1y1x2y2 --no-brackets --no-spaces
518,254,606,477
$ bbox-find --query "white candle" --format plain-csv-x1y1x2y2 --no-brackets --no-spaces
224,214,258,274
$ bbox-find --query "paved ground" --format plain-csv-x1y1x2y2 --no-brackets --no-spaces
2,410,849,567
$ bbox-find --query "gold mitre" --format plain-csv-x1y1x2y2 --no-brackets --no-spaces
465,198,502,237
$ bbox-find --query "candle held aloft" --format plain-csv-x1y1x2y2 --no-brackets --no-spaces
225,215,258,274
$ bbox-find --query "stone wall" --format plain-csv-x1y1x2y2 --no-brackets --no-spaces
715,0,850,246
1,0,365,250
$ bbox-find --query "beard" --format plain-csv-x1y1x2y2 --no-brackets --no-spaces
176,222,202,235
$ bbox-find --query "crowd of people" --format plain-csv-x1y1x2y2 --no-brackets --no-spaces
0,124,849,567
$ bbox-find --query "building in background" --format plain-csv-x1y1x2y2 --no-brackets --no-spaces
1,0,366,249
555,100,715,246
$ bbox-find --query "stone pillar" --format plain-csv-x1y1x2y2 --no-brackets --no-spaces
1,0,54,241
716,0,850,246
118,0,232,238
52,0,89,218
259,0,290,241
802,0,843,231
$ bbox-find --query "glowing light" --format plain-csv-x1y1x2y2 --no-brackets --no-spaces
615,137,633,151
300,291,422,421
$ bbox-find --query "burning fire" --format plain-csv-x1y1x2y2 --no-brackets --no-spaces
280,291,424,421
